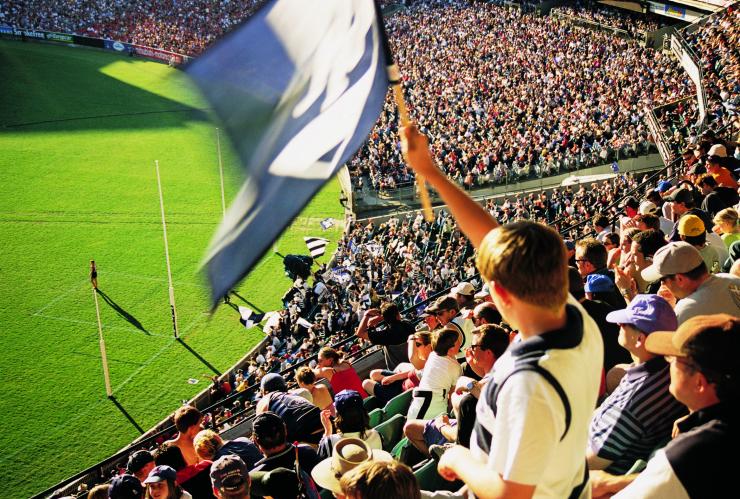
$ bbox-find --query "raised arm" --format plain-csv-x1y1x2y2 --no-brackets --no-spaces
401,125,499,248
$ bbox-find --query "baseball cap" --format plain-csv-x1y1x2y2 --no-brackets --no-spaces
619,196,639,210
334,389,363,414
109,474,144,499
424,296,458,315
656,180,673,193
210,455,249,492
143,465,177,484
641,242,704,282
260,373,287,393
665,187,693,205
638,200,658,215
646,314,740,381
126,450,153,475
450,281,475,296
584,274,615,294
678,214,705,237
605,294,677,334
708,144,727,158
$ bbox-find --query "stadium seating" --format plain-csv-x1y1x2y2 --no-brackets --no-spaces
375,414,407,453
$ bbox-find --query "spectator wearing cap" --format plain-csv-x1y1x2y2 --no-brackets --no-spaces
585,274,621,308
355,302,414,371
569,267,632,377
127,450,155,485
250,412,321,477
641,242,740,324
163,406,204,466
339,460,421,499
144,465,192,499
312,438,393,497
678,214,721,274
450,281,476,311
587,295,687,475
318,389,382,459
706,147,737,189
423,295,474,355
665,187,714,242
210,455,250,499
255,373,323,444
193,429,262,471
599,315,740,498
638,200,673,235
109,474,144,499
576,238,626,308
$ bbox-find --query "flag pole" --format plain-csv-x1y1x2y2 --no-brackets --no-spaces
155,160,180,339
388,65,433,222
92,286,113,397
216,127,227,216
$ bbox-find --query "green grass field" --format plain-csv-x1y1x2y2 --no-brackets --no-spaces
0,40,344,497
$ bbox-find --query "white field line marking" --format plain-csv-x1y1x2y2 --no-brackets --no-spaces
32,280,89,316
32,314,174,338
109,312,209,395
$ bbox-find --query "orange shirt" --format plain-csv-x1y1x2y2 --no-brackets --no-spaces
708,165,738,189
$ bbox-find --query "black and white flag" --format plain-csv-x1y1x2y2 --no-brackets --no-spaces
187,0,390,307
304,236,329,258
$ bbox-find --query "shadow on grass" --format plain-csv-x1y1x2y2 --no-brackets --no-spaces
109,396,145,434
97,289,149,335
230,291,265,314
176,338,221,375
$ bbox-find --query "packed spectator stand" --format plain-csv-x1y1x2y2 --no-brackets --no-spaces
9,0,740,498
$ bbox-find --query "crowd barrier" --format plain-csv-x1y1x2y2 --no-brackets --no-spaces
0,26,191,66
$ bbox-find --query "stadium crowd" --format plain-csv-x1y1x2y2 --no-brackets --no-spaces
551,0,668,37
348,1,690,193
0,0,263,55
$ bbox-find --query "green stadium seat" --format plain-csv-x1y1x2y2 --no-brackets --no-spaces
374,413,406,452
368,407,385,428
363,395,381,412
319,487,334,499
413,458,464,492
383,389,413,419
391,437,426,467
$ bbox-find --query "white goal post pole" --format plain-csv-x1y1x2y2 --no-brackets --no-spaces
92,287,113,397
216,128,227,217
155,160,180,339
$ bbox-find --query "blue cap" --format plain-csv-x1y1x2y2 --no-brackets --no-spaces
584,274,615,294
109,474,144,499
143,465,177,484
564,239,575,251
656,180,672,193
606,294,678,334
334,389,363,413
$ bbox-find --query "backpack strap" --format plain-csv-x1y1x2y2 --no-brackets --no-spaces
491,354,572,441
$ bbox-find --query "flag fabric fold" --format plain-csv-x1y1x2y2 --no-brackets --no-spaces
238,306,266,329
187,0,390,306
